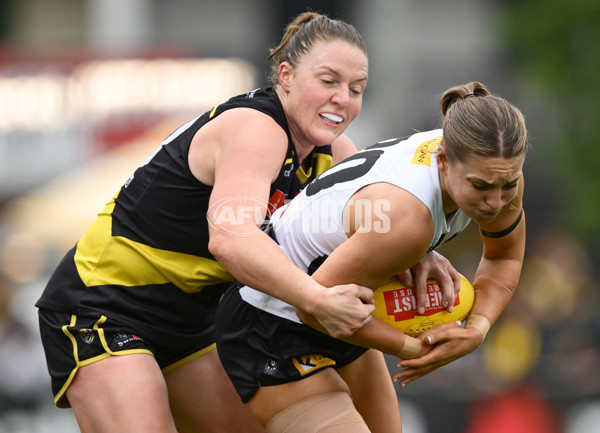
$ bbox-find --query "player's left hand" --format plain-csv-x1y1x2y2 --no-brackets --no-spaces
396,250,461,315
391,323,482,386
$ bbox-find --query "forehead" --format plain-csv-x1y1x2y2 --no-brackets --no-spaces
299,39,368,73
457,154,524,182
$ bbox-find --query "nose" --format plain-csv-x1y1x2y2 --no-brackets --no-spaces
485,188,503,211
331,85,350,106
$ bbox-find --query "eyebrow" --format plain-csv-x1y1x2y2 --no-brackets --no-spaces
316,66,368,82
469,176,521,186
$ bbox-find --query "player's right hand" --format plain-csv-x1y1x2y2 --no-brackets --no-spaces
306,283,375,339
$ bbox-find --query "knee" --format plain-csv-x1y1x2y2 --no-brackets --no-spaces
266,392,370,433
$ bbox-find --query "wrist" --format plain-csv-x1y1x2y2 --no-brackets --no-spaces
299,281,328,316
394,335,422,359
465,314,491,342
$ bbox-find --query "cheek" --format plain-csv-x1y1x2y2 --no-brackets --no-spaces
459,186,483,205
296,79,326,103
502,189,519,204
348,99,363,120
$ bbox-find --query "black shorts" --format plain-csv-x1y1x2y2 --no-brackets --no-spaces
215,285,369,403
38,290,223,408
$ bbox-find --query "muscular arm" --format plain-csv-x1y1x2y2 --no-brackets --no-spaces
332,135,462,312
301,183,436,356
393,177,526,384
190,108,374,337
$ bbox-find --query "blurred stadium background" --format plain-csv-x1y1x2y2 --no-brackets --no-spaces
0,0,598,432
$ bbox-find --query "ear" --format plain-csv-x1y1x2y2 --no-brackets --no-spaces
278,62,293,91
436,145,449,172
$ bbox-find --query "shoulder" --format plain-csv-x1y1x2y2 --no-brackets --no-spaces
347,182,433,241
189,107,289,185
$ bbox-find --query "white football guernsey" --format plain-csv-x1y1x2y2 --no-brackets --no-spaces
240,129,472,322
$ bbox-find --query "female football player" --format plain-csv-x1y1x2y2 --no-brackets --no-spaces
215,81,528,433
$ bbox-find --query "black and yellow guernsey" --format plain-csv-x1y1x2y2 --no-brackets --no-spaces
36,87,333,326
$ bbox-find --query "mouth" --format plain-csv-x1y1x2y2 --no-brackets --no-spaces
479,209,499,218
320,112,344,125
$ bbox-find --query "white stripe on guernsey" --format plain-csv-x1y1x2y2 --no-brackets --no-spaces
140,115,201,167
239,285,302,323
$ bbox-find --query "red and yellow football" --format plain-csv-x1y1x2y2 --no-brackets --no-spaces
373,274,474,335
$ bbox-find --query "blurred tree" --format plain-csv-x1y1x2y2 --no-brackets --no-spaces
0,1,13,40
503,0,600,256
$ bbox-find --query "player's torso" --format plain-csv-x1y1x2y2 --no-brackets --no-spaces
74,87,332,294
240,130,471,322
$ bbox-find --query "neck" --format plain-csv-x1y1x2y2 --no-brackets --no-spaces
439,172,458,215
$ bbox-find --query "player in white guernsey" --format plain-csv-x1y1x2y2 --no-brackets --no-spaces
215,81,528,433
239,129,471,323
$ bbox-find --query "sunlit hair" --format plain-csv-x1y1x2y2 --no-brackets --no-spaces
439,81,528,162
267,11,367,86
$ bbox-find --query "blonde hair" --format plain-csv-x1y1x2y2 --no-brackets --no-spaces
266,11,367,86
439,81,528,162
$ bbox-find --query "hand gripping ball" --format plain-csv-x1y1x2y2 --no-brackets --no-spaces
373,274,474,335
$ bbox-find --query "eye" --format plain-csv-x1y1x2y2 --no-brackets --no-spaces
350,86,364,96
503,182,518,190
471,182,487,190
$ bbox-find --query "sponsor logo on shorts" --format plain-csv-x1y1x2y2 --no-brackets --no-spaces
78,329,95,344
112,332,144,348
292,354,336,376
264,359,279,375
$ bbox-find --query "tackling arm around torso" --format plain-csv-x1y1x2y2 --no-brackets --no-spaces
189,108,374,337
302,182,438,356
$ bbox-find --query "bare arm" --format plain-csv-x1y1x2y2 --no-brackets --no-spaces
333,134,462,310
469,176,527,328
190,108,374,338
299,183,439,357
394,177,526,384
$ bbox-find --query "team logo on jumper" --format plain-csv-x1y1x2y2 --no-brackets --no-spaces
112,332,144,348
292,354,336,376
78,329,95,344
264,359,279,375
283,163,294,177
411,137,441,166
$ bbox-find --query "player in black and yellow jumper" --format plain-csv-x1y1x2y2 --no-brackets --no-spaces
36,12,373,433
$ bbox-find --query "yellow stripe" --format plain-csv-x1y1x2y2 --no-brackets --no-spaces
162,342,217,374
94,315,153,358
74,195,234,293
296,152,333,184
55,314,153,407
209,105,219,118
55,315,79,405
295,165,311,184
313,152,333,177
